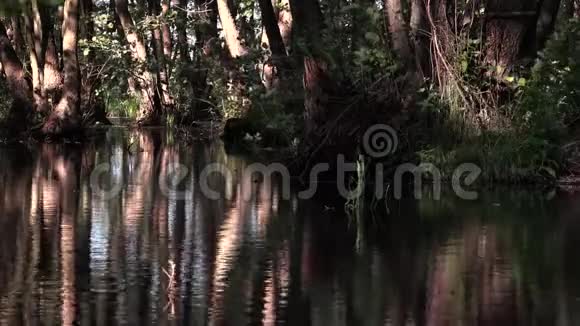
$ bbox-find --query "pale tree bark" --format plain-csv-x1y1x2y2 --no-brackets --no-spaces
148,0,173,108
43,13,63,102
115,0,160,125
277,0,293,51
385,0,413,64
259,0,286,57
0,21,33,121
217,0,252,118
575,0,580,17
217,0,248,57
109,0,138,96
24,0,48,112
43,0,82,135
161,0,172,62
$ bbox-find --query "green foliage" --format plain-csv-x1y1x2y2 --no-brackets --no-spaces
413,11,580,184
322,2,397,84
104,94,140,119
0,0,62,15
418,132,559,183
517,18,580,138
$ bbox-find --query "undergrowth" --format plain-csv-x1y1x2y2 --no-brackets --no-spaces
416,18,580,184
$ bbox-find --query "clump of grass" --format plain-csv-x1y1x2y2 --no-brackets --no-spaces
104,95,140,119
418,131,560,184
414,14,580,184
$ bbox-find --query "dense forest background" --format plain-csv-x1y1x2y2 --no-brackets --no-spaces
0,0,580,183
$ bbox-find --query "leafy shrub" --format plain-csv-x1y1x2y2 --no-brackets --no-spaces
518,18,580,139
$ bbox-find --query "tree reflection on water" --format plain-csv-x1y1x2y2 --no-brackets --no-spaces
0,128,579,325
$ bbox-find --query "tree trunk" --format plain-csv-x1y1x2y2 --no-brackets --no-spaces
410,0,429,76
574,0,580,17
43,8,63,103
25,0,48,112
148,0,174,109
217,0,248,57
115,0,160,125
258,0,288,89
190,0,219,119
535,0,562,52
109,0,138,96
161,0,172,62
8,17,26,58
385,0,413,63
303,56,334,135
259,0,287,57
484,0,538,76
0,21,33,123
172,0,190,61
277,0,293,51
42,0,82,135
289,0,334,137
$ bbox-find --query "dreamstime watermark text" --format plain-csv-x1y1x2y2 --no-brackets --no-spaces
89,125,482,201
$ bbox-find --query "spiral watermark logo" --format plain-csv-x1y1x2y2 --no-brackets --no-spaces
87,125,483,203
363,124,399,158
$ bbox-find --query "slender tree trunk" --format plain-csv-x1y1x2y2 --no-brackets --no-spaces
172,0,190,61
0,21,33,122
217,0,248,57
194,0,218,58
43,9,63,103
190,0,219,119
115,0,160,125
385,0,413,64
259,0,287,57
148,0,174,108
277,0,293,51
25,0,48,112
9,17,26,58
109,0,138,96
574,0,580,17
216,0,253,118
258,0,288,89
161,0,172,63
484,0,538,76
410,0,429,75
535,0,562,51
42,0,82,135
289,0,334,136
81,0,110,124
428,0,454,74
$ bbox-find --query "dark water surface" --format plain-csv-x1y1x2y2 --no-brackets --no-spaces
1,127,580,325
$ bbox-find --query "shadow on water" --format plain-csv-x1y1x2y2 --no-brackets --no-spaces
1,127,580,325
